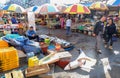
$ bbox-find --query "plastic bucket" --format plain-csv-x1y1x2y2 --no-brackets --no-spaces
40,42,48,53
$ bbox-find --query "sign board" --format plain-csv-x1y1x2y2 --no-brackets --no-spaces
27,12,36,30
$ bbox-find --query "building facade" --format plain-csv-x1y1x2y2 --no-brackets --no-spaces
5,0,50,8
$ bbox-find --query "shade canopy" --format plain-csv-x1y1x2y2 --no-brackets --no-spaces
90,2,108,11
39,4,59,14
57,5,67,13
107,0,120,6
3,4,25,13
64,4,91,14
26,6,40,13
0,4,6,10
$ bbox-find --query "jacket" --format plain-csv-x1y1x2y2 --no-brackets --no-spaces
11,17,17,24
93,21,104,35
26,30,36,37
104,23,117,35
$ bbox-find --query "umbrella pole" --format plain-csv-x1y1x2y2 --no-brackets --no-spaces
48,14,52,35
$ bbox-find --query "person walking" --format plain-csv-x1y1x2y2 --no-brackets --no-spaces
104,18,117,49
66,16,72,36
93,16,106,54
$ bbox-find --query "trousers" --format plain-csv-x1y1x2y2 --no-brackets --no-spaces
96,32,102,50
66,27,71,35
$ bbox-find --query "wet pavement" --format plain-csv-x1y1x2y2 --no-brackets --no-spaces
37,25,120,78
0,26,120,78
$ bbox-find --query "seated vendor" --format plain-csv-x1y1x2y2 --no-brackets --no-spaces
26,26,39,42
11,28,19,34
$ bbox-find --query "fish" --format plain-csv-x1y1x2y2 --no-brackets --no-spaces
64,48,96,70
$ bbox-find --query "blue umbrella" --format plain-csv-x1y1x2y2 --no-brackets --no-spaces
2,4,25,13
0,4,6,10
112,0,120,6
107,0,120,6
32,6,38,12
26,6,40,13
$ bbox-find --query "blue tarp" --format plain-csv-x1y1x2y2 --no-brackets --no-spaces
2,34,41,54
23,45,41,54
5,34,20,39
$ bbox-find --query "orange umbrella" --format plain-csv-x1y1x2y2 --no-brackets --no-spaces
90,2,108,11
64,4,91,14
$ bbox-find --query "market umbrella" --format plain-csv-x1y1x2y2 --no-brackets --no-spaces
39,4,59,35
0,4,6,10
64,4,91,14
57,5,67,13
39,4,59,14
2,4,25,13
90,2,108,11
107,0,120,6
26,6,40,13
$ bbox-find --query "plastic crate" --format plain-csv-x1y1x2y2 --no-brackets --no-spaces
0,47,19,71
0,40,9,48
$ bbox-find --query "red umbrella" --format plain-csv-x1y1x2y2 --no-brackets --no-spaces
64,4,91,14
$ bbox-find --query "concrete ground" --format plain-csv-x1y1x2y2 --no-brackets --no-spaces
0,25,120,78
37,26,120,78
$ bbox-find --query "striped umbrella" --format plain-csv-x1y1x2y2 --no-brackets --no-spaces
90,2,108,11
107,0,120,6
57,5,67,13
26,6,40,13
0,4,6,10
3,4,25,13
64,4,91,14
39,4,59,14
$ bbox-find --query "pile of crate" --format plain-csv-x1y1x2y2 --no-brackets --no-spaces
0,40,19,72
